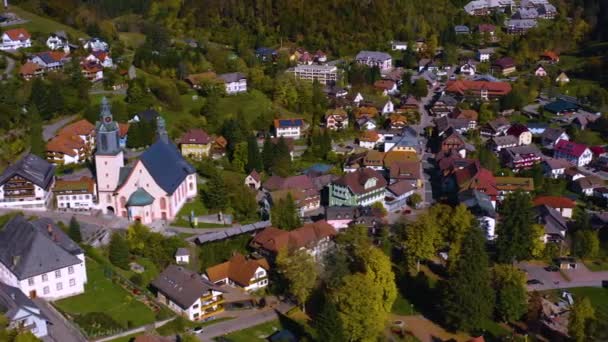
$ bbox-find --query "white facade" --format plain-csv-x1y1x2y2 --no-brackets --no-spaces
84,38,109,52
391,41,408,51
275,126,302,139
208,266,269,293
359,140,378,149
176,255,189,264
382,100,395,115
85,53,113,68
159,289,223,321
46,34,69,51
288,64,338,85
224,79,247,94
0,33,31,50
555,147,593,167
0,182,53,210
8,306,48,338
56,192,95,211
0,254,87,300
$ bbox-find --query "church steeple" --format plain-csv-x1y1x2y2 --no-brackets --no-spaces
96,97,121,155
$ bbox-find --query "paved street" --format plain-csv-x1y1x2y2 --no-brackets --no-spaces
197,302,293,341
518,261,608,292
43,115,77,141
2,55,15,79
34,299,86,342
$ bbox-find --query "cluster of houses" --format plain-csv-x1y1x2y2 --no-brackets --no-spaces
1,27,116,81
463,0,557,34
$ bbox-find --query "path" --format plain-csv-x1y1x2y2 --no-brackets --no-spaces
391,314,471,342
197,302,294,342
34,299,86,342
43,115,77,141
519,261,608,292
2,55,15,79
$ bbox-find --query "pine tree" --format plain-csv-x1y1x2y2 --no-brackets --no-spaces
262,137,275,173
496,191,536,263
109,232,130,269
315,298,345,342
246,135,263,173
28,106,45,158
68,216,82,243
203,173,229,210
442,228,494,332
273,136,292,176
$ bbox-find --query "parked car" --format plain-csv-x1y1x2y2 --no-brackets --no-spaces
545,265,559,272
527,279,544,285
192,326,203,334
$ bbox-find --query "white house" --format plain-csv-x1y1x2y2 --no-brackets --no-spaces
273,118,304,139
85,51,113,68
542,158,571,179
218,72,247,94
554,139,593,167
383,181,415,212
477,48,493,62
0,283,49,338
391,41,408,51
83,37,109,52
382,100,395,115
355,51,392,70
245,170,261,190
534,65,547,77
205,254,269,293
46,32,69,51
151,265,224,321
175,248,190,264
0,154,55,210
0,216,87,300
0,28,32,50
54,177,96,211
459,61,477,76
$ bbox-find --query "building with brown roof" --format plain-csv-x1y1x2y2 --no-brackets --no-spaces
453,162,498,201
445,80,512,100
185,71,219,89
373,80,398,95
46,134,87,165
205,254,269,292
495,176,534,201
325,108,349,130
389,161,422,188
533,196,575,218
263,175,320,214
19,62,44,80
58,119,95,151
540,50,559,63
359,130,381,149
151,265,224,321
387,114,408,130
53,176,96,211
329,168,387,207
355,106,379,119
492,57,516,75
0,28,32,50
250,221,337,259
179,128,212,160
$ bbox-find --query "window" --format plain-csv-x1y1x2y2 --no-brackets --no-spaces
192,304,199,309
55,270,61,278
68,266,74,274
28,278,34,286
56,282,62,291
43,286,50,295
160,198,166,210
42,274,48,282
69,279,76,287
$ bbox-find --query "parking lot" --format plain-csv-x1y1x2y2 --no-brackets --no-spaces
518,261,608,292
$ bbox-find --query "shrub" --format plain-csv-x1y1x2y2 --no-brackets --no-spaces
74,312,123,337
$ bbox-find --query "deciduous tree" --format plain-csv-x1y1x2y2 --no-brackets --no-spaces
569,297,595,342
404,213,438,271
314,297,345,342
572,230,600,258
496,191,536,263
492,265,527,322
109,232,130,269
276,248,318,311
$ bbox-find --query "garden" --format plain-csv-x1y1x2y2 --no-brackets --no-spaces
54,258,161,338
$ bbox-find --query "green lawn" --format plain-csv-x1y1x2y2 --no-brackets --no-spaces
118,32,146,49
7,5,88,38
583,258,608,272
218,320,282,342
107,332,141,342
392,292,416,316
55,258,156,328
569,287,608,319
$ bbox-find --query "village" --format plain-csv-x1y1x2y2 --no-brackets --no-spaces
0,0,608,341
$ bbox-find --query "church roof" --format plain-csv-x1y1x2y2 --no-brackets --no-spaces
139,140,196,194
127,187,155,206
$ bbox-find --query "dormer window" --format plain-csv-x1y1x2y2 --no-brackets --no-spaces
364,178,377,189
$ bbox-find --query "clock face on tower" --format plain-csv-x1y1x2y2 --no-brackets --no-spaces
104,116,112,123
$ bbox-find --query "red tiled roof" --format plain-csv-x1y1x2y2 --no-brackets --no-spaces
58,119,95,137
3,28,31,41
251,221,337,253
541,50,559,61
19,62,43,76
248,170,261,182
206,253,269,287
119,123,129,138
455,162,497,197
360,130,380,142
533,196,575,209
179,128,211,145
333,168,387,195
263,175,314,192
373,80,396,91
555,139,589,158
445,80,512,96
46,135,84,156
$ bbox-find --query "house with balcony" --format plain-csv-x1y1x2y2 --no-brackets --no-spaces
46,134,87,165
535,205,567,244
0,216,87,300
274,118,304,139
489,135,518,152
218,72,247,94
287,64,338,85
0,28,32,50
542,158,571,179
53,176,97,211
329,168,387,207
554,140,593,167
57,119,95,154
0,154,55,210
250,221,337,260
325,108,349,130
205,254,269,292
263,175,320,215
495,176,534,201
500,145,543,170
46,32,69,51
151,265,224,321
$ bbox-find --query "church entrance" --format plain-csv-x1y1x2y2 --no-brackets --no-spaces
106,206,115,215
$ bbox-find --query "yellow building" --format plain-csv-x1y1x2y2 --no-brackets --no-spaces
178,129,212,160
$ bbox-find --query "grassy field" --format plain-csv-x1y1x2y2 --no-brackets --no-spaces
218,320,282,342
569,287,608,320
392,291,417,316
583,258,608,272
7,5,88,38
118,32,146,49
55,258,156,328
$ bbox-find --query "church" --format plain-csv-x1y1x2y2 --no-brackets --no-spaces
94,98,197,224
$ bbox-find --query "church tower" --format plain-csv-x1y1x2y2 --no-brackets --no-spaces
95,97,124,214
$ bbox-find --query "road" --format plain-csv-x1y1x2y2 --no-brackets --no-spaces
2,55,15,79
34,299,86,342
412,86,437,206
197,302,293,341
43,115,77,141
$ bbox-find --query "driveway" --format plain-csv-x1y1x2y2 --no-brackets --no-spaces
518,261,608,292
33,299,86,342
